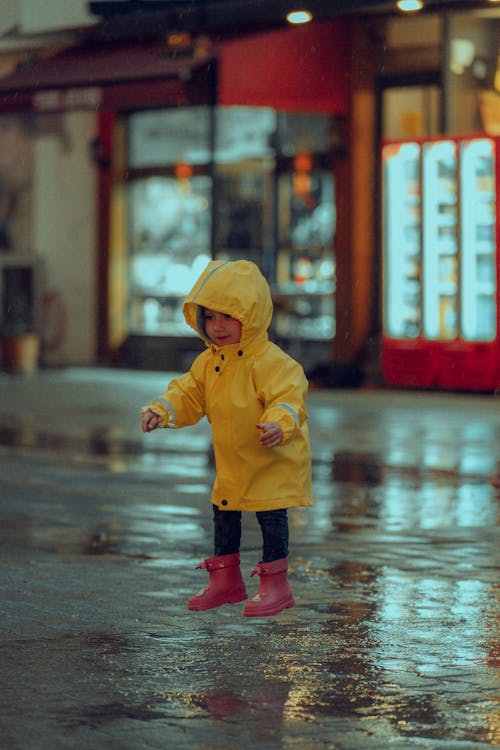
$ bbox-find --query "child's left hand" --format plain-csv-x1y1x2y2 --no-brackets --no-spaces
256,421,283,448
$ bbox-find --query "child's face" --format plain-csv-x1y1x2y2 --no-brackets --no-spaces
203,308,242,347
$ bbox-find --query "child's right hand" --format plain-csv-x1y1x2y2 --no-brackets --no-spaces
141,409,161,432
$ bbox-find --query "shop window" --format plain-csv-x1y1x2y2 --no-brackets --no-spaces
214,168,274,265
382,85,441,139
278,112,334,157
127,176,212,335
118,105,338,367
128,106,212,167
274,162,336,344
215,106,276,162
125,107,212,336
214,107,276,270
274,112,336,350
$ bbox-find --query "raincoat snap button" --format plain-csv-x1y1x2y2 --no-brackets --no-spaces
238,350,243,357
215,366,220,372
221,499,228,506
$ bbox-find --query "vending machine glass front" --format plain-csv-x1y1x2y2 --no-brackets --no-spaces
382,142,422,339
460,138,496,341
422,140,458,340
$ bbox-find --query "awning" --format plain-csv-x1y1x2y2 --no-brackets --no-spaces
0,42,216,113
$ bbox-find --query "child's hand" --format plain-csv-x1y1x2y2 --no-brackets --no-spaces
142,409,161,433
256,421,283,448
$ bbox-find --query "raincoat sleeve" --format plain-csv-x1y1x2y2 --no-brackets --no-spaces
253,353,308,444
144,355,207,429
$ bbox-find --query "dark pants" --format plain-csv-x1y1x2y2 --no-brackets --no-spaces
212,504,289,562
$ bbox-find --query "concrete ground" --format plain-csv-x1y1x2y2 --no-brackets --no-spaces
0,367,498,750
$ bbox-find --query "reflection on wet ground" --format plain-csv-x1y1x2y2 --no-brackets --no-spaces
0,372,498,749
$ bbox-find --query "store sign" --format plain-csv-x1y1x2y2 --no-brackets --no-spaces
34,87,102,112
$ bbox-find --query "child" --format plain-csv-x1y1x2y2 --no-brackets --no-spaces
141,259,312,617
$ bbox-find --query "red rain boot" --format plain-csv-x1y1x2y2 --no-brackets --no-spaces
188,553,247,611
243,558,295,617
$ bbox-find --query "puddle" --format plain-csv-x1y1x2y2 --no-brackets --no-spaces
1,388,499,748
0,424,208,461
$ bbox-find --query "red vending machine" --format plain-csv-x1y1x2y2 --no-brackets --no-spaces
381,135,499,391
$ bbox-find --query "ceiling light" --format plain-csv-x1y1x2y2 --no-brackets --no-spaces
397,0,423,11
286,10,313,24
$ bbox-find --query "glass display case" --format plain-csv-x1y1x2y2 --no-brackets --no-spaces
422,140,459,340
382,141,422,339
460,138,496,341
383,136,497,348
382,135,499,392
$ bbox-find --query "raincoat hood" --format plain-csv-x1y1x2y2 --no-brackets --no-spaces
183,260,273,349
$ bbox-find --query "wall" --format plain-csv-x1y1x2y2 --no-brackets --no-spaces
218,20,349,115
34,111,96,365
0,115,34,255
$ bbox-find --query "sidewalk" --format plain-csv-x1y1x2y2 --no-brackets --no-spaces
0,367,498,750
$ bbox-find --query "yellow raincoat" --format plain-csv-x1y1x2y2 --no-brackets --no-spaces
146,259,313,512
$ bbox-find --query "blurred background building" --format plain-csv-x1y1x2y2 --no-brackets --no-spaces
0,0,499,388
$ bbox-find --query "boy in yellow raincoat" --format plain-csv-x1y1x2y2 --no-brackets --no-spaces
141,259,313,617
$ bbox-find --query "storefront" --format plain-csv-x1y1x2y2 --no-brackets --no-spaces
0,19,376,375
112,104,341,371
106,21,349,372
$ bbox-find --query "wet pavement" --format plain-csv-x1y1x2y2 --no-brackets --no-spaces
0,367,498,750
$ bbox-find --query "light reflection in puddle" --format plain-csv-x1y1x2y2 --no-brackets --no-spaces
175,484,211,494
